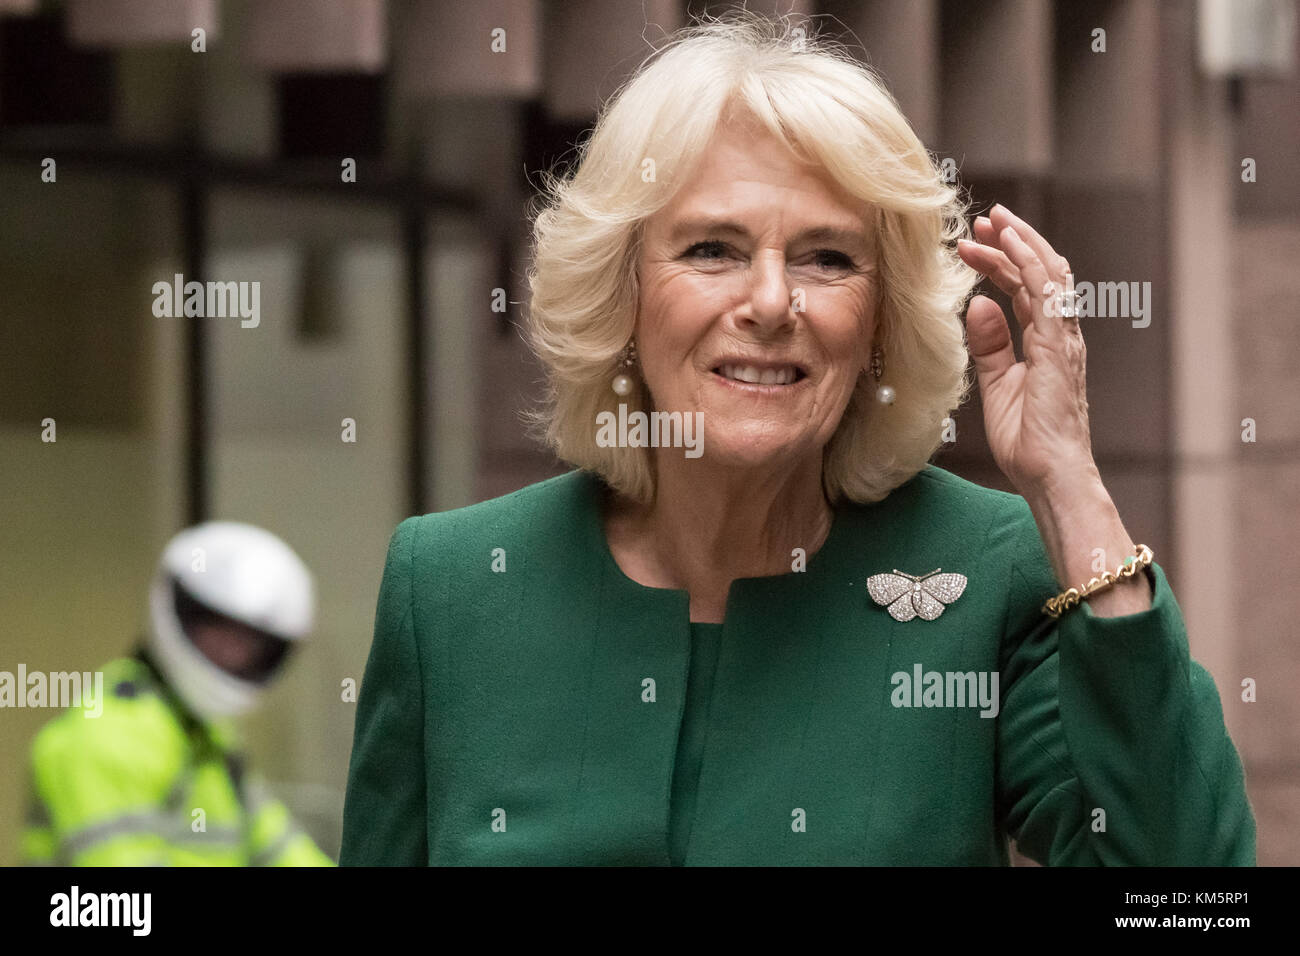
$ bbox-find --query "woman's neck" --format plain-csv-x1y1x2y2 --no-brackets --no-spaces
604,451,834,622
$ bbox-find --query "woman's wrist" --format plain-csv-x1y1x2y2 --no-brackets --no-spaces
1022,466,1154,619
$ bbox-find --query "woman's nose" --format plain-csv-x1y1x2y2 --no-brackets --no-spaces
738,254,796,334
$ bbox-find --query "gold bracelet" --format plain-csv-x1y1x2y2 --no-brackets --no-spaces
1041,544,1153,618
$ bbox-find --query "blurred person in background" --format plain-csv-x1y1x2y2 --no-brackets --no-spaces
21,522,334,866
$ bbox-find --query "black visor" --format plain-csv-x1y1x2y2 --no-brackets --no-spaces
171,578,294,683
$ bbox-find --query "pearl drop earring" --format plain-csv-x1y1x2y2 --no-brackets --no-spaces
612,340,637,396
871,345,895,405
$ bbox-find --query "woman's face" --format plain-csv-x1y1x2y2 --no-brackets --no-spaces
635,118,880,474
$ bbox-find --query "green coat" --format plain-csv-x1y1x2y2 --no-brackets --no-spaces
340,465,1255,865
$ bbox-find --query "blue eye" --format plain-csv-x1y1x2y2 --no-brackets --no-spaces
811,249,853,269
681,242,855,270
684,241,728,259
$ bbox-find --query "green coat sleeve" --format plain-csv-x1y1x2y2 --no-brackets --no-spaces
340,516,428,866
993,496,1256,865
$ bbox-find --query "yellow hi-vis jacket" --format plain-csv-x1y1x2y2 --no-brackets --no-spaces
22,651,334,866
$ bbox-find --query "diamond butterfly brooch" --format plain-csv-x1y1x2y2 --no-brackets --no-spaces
866,568,968,622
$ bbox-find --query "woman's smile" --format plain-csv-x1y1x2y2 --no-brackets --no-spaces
709,360,811,393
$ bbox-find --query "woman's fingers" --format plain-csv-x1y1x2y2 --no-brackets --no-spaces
956,238,1029,326
972,215,1000,247
997,225,1067,347
961,206,1078,343
987,204,1071,279
956,237,1017,286
964,293,1017,394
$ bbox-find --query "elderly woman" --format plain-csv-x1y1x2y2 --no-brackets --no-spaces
340,14,1254,866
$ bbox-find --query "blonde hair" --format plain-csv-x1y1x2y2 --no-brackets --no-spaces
524,9,977,504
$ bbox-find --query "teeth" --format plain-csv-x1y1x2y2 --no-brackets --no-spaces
720,364,798,385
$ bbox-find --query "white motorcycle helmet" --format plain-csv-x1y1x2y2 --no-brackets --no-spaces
147,521,315,720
